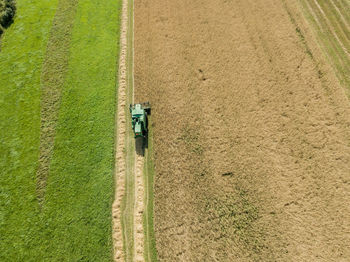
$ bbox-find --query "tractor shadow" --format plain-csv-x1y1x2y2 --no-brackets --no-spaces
135,136,148,156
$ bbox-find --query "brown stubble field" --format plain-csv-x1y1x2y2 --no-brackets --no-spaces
135,0,350,261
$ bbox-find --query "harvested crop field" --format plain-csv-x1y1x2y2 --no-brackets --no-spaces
135,0,350,260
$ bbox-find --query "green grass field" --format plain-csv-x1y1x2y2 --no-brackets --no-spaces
0,0,121,260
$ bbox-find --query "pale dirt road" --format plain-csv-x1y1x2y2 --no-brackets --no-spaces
112,0,145,260
135,0,350,261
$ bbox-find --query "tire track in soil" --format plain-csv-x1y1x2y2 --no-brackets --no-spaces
36,0,79,205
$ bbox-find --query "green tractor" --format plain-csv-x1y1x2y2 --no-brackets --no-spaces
129,102,151,138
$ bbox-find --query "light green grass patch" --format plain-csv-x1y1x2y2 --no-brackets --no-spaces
41,0,121,260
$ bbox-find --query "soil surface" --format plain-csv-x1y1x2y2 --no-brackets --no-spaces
135,0,350,260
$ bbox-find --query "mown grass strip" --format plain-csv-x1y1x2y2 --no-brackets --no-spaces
0,0,58,260
309,0,350,57
335,0,350,29
339,0,350,11
299,0,350,90
329,0,350,35
36,0,79,205
304,0,350,83
40,0,121,260
317,0,350,49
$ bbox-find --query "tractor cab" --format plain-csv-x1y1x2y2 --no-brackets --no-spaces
129,102,151,138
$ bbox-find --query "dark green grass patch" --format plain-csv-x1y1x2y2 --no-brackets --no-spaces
37,0,79,205
0,0,16,31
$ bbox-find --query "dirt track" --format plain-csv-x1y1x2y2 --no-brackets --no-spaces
113,0,146,260
135,0,350,260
